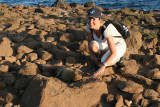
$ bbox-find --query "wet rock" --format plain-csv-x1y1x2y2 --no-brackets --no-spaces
19,62,40,76
21,74,108,107
118,80,143,94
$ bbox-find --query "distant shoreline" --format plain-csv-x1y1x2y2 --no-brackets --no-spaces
0,0,160,11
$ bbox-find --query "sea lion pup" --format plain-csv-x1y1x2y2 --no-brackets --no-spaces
55,66,82,82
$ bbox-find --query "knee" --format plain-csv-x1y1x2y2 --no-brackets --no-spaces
89,41,99,52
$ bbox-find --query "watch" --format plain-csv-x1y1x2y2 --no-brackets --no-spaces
103,62,108,67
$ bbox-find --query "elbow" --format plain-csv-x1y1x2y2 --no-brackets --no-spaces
111,50,117,57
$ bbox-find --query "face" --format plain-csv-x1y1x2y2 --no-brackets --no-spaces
87,17,101,30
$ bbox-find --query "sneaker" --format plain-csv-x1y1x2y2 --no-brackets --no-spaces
116,56,126,73
116,56,125,68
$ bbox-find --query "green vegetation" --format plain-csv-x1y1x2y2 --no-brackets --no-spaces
49,15,59,19
140,31,158,38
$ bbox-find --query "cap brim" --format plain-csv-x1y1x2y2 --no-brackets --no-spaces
87,15,98,18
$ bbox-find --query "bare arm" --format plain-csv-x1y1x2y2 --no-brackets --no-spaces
93,35,117,76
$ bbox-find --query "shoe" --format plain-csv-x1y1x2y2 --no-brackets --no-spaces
116,56,126,73
116,56,125,68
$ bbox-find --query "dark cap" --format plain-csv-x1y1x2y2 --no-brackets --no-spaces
87,8,102,18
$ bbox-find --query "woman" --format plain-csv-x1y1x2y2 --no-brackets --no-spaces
86,8,127,76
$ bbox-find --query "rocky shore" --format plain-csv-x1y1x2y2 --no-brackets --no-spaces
0,0,160,107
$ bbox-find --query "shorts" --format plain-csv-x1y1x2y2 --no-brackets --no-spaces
89,39,127,64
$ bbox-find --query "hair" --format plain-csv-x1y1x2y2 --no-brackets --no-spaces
99,15,105,25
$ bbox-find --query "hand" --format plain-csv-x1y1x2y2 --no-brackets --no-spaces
93,65,106,76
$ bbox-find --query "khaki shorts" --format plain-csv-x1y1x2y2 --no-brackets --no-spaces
90,39,127,64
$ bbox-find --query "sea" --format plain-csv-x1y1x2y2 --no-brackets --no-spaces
0,0,160,11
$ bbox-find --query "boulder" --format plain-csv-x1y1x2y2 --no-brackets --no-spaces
125,31,142,58
143,54,160,68
0,37,13,57
118,80,143,94
55,66,82,82
147,68,160,79
17,45,33,54
49,48,81,61
19,62,40,76
143,89,159,100
0,65,9,72
38,50,53,61
52,0,71,10
21,74,108,107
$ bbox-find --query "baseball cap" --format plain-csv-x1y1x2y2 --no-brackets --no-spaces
87,8,102,18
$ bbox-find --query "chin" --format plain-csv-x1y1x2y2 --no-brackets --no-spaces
89,25,94,29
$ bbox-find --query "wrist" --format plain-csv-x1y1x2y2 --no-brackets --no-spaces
103,62,108,67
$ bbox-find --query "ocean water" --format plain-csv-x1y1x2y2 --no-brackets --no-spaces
0,0,160,11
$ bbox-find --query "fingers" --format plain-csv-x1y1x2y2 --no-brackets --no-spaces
93,67,105,76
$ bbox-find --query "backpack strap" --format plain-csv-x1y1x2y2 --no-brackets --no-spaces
90,20,111,40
